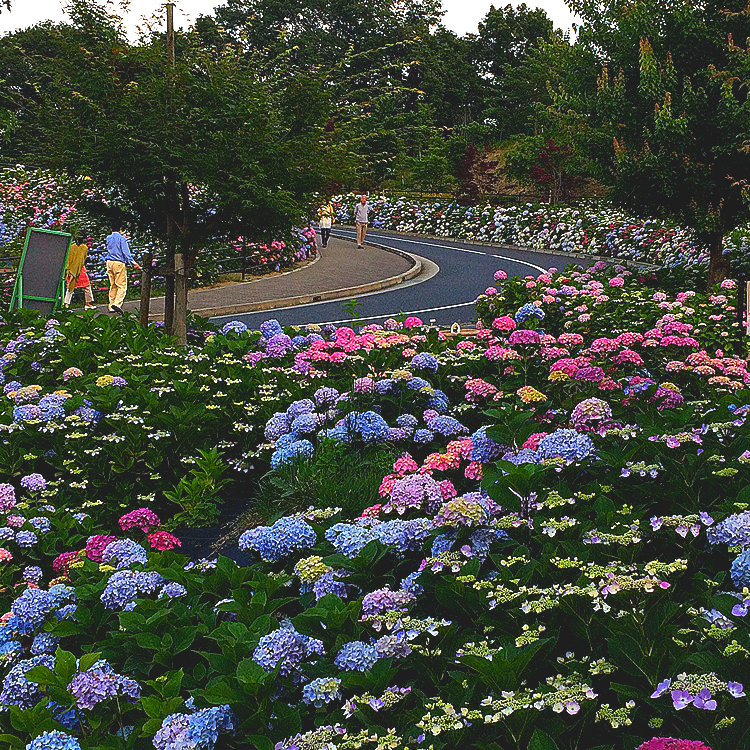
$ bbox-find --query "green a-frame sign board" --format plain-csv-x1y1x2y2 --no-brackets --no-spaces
9,228,73,314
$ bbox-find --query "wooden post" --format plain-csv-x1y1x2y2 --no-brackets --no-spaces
241,238,247,281
138,252,153,327
173,252,187,345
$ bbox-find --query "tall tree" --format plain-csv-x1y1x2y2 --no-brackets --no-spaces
558,0,750,284
0,0,332,341
197,0,442,187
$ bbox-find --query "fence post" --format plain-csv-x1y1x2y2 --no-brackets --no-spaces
138,252,153,327
241,238,246,281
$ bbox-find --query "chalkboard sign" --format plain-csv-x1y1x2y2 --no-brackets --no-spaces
10,228,72,314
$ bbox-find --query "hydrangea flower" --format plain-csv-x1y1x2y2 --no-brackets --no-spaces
239,517,316,562
334,641,379,672
252,622,325,676
20,473,46,492
102,539,148,568
536,429,595,463
68,660,141,709
0,654,54,708
26,731,81,750
119,508,161,533
153,705,235,750
707,511,750,547
302,677,342,707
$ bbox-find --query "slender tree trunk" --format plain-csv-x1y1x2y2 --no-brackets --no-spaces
164,237,175,335
707,231,730,287
173,249,187,345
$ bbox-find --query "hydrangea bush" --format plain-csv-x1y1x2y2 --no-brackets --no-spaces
0,259,746,748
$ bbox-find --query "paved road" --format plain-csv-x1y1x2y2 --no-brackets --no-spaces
212,228,588,328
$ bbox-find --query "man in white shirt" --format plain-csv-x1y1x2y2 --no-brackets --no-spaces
354,195,369,249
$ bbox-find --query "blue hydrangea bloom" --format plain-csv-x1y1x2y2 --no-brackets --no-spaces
334,641,379,672
270,439,314,468
26,730,81,750
413,429,434,444
30,633,60,656
264,413,291,441
536,429,595,463
313,386,339,406
0,655,54,708
410,352,438,373
708,511,750,547
153,705,235,750
396,414,418,431
252,622,324,676
515,303,545,322
731,549,750,589
427,415,468,437
342,411,390,443
260,319,283,339
239,517,316,562
220,320,248,335
470,427,505,463
302,677,342,707
286,399,315,419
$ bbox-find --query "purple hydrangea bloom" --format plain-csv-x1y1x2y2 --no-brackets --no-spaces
68,660,140,709
410,352,438,373
20,473,46,492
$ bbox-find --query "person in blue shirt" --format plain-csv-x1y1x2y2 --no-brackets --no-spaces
105,225,140,313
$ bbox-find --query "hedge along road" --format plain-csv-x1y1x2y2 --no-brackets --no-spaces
211,227,591,329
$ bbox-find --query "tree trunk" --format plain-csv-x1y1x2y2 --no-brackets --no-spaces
707,231,730,287
138,252,153,327
164,236,175,335
173,250,187,345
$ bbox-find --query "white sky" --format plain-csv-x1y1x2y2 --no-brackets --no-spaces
0,0,578,37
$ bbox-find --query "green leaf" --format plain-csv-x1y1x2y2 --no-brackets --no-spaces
528,728,559,750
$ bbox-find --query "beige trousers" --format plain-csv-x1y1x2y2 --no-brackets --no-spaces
64,286,94,306
356,221,367,246
106,260,128,308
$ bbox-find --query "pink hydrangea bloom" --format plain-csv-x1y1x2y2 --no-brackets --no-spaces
53,550,80,573
393,454,419,475
6,515,25,528
404,316,423,328
637,739,711,750
0,548,12,562
494,270,507,281
119,508,161,533
485,287,498,295
608,277,624,287
522,432,547,450
62,367,83,381
491,316,516,332
147,531,182,551
86,535,117,561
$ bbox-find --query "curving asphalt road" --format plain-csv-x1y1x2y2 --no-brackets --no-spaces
212,227,590,329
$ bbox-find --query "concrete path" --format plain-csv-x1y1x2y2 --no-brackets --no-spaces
121,235,417,319
215,227,590,329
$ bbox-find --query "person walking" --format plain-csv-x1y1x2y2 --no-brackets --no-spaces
64,236,96,310
105,225,140,314
354,194,369,249
317,201,335,248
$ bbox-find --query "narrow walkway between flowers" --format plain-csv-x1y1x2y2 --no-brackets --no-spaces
121,236,414,319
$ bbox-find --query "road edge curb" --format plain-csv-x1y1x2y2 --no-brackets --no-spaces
146,242,421,320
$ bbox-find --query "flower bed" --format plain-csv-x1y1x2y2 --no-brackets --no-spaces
0,167,317,304
0,262,746,749
333,193,748,271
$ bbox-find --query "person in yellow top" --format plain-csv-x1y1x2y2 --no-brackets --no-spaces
64,237,96,310
317,201,335,248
